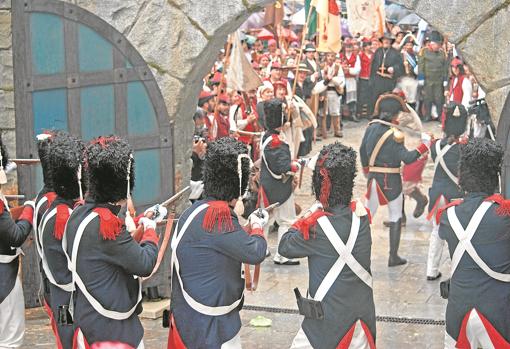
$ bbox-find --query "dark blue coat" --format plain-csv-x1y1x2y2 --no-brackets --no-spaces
64,201,158,348
439,193,510,341
279,205,376,349
171,199,267,349
260,131,293,205
360,122,423,202
0,201,32,303
428,139,463,212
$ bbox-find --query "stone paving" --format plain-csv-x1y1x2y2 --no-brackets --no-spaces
22,120,450,348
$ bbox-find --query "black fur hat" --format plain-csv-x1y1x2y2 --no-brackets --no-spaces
459,138,503,195
86,136,135,204
0,133,9,171
264,98,286,130
48,131,85,200
203,137,250,202
444,105,468,137
36,130,63,191
312,142,357,208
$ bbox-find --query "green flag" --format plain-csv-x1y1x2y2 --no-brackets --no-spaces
304,0,317,39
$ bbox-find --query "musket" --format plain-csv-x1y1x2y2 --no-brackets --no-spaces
134,187,191,281
5,195,25,200
369,119,423,138
244,202,279,291
11,159,41,165
131,186,190,241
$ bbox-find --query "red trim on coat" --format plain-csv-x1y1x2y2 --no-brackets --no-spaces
270,134,282,148
249,226,265,239
350,201,372,224
44,192,58,207
456,309,510,349
435,199,463,225
426,195,446,221
167,316,187,349
54,204,70,240
44,300,64,349
141,227,159,246
17,204,34,223
291,210,332,240
257,186,270,209
416,143,429,155
337,320,376,349
0,199,4,215
72,328,91,349
365,180,389,206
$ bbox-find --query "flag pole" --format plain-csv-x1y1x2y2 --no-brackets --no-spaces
289,3,314,101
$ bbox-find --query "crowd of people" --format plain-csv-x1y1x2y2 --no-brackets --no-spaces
0,18,508,349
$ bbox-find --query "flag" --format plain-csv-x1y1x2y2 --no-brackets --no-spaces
304,0,318,39
316,0,342,53
346,0,385,38
264,0,285,30
226,31,262,92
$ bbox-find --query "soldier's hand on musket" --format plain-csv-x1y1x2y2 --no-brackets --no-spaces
144,204,168,223
248,209,269,229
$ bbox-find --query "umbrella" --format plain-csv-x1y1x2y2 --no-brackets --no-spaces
385,3,411,23
341,18,351,38
398,13,421,26
290,7,305,26
257,28,275,41
239,12,265,31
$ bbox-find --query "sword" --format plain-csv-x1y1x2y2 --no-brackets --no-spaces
5,195,25,200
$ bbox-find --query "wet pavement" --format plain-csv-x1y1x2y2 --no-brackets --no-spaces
23,120,449,348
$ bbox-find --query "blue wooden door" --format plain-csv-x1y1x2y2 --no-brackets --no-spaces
13,1,174,209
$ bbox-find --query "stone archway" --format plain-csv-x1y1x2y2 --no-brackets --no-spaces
67,0,274,191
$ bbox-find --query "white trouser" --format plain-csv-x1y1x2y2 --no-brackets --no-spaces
263,195,296,259
221,332,242,349
366,179,403,223
291,323,371,349
426,221,445,277
444,331,456,349
327,90,341,116
0,277,25,348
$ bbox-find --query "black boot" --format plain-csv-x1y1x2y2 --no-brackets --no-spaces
401,196,407,226
388,219,407,267
409,188,428,218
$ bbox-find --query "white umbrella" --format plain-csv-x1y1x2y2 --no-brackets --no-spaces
290,7,305,26
239,12,265,31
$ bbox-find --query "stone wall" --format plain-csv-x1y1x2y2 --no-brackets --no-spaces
0,0,15,192
394,0,510,125
69,0,272,192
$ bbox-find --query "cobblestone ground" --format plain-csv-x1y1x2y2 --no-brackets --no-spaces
23,119,449,348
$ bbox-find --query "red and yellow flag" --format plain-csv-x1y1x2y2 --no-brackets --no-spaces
315,0,342,53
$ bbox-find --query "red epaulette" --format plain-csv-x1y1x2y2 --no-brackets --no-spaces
202,201,234,233
485,194,510,216
44,192,57,207
292,210,332,240
270,134,282,148
93,208,123,240
54,204,71,240
436,199,463,225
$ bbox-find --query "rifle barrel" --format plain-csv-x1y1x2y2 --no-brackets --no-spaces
161,186,191,207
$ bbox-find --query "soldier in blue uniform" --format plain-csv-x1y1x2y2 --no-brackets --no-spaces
65,136,162,348
425,105,467,281
168,137,268,349
360,93,430,266
0,135,35,347
40,132,84,349
279,142,376,349
258,98,301,265
438,138,510,348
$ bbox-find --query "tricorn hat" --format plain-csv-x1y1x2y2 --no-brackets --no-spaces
373,93,410,120
86,136,135,204
459,138,503,195
48,131,85,200
264,98,286,130
379,32,395,43
313,142,357,208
